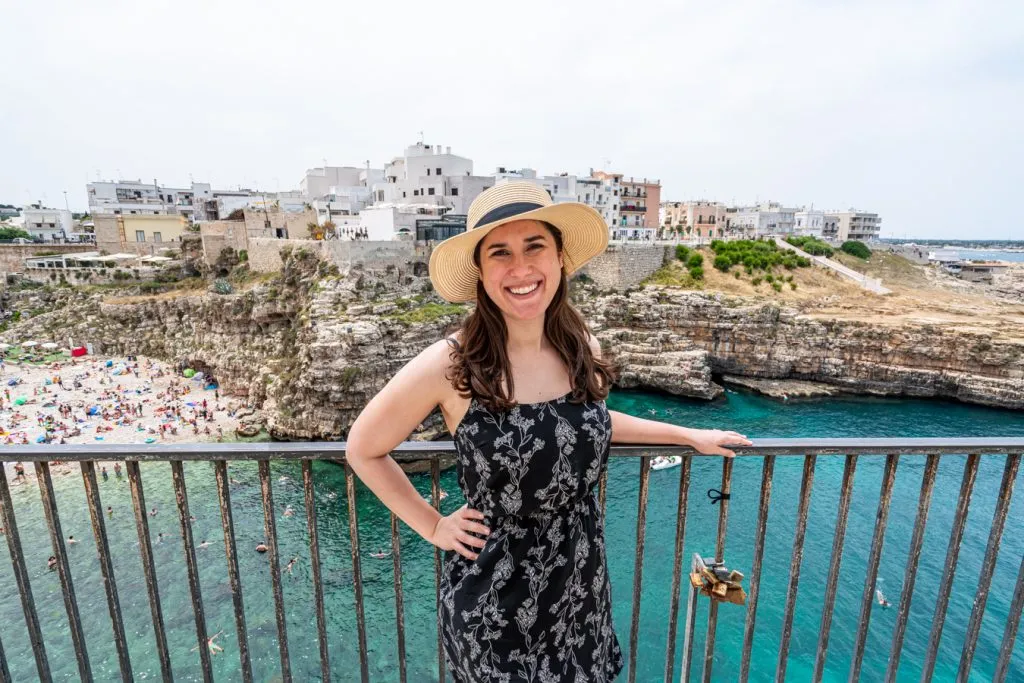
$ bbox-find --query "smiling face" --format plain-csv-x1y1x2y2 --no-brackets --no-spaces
476,220,564,322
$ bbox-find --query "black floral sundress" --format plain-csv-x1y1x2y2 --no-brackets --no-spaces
439,390,624,682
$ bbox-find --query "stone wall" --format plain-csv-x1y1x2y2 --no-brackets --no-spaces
0,245,97,274
582,244,668,290
248,238,322,272
248,238,430,275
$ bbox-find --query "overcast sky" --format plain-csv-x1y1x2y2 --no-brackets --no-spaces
2,0,1021,240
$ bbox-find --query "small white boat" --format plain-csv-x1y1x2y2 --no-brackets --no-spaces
651,455,682,471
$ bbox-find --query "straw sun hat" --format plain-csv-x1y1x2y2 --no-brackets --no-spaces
428,181,609,303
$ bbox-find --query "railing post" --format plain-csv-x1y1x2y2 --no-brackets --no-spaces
663,456,692,682
35,461,92,682
0,462,51,682
849,453,899,682
258,459,291,683
702,457,733,682
346,461,370,683
776,454,816,681
170,460,212,683
740,454,776,683
213,460,252,683
956,452,1021,682
627,455,652,683
302,460,331,683
812,454,857,682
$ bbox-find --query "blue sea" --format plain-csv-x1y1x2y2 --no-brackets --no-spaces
1,388,1023,681
953,249,1024,263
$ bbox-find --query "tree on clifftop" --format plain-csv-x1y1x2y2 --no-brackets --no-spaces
0,227,31,240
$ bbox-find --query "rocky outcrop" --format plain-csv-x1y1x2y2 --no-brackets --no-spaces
580,287,1024,410
3,252,1021,445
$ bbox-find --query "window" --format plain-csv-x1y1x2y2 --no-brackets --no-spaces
413,190,419,196
436,167,442,176
451,188,459,196
428,188,435,196
153,232,162,242
613,204,617,211
135,230,145,242
427,169,431,175
402,191,407,198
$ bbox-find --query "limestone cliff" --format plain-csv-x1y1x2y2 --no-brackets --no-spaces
2,250,1021,444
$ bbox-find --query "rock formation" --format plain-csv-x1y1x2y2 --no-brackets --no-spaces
2,249,1021,443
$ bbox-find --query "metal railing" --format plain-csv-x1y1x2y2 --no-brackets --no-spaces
1,439,1022,682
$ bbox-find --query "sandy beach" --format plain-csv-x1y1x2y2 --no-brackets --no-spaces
0,354,253,484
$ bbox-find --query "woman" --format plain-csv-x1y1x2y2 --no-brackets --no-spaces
347,182,750,682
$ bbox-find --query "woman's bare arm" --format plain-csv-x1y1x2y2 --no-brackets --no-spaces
345,338,455,542
588,333,751,456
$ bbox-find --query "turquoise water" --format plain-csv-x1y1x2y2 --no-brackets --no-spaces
1,388,1022,681
953,249,1024,263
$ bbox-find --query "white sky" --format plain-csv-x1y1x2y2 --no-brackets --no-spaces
2,0,1022,240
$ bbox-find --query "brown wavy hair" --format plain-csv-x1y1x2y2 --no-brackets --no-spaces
445,222,618,412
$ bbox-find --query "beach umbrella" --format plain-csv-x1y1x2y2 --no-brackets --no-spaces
21,341,38,348
41,342,59,350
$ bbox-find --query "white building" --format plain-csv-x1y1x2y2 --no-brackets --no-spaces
794,209,825,237
492,167,581,204
22,207,74,241
825,210,881,242
359,203,448,241
574,175,620,229
87,179,213,221
730,202,799,236
371,142,493,215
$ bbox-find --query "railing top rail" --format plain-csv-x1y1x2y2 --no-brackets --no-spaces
0,438,1021,462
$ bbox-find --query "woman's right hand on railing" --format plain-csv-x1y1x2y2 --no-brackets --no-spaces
430,504,490,561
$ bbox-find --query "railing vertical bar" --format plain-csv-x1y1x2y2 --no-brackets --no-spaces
258,459,291,683
431,457,446,683
884,453,940,683
0,630,10,683
599,469,608,517
740,454,776,683
994,546,1024,683
776,453,817,682
344,461,370,683
125,460,173,682
812,454,858,683
170,460,212,683
849,452,899,682
921,452,980,682
0,461,51,683
391,512,408,683
627,455,652,683
34,461,92,682
80,461,133,681
956,452,1021,682
663,456,692,682
701,457,733,683
302,461,331,683
213,461,253,683
680,554,701,683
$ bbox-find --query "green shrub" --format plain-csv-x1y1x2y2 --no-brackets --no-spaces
675,245,690,262
787,236,833,257
790,282,797,290
238,249,249,262
751,276,763,286
687,253,704,269
840,240,871,259
765,273,775,283
688,266,704,280
772,282,783,292
733,271,741,279
713,255,732,272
